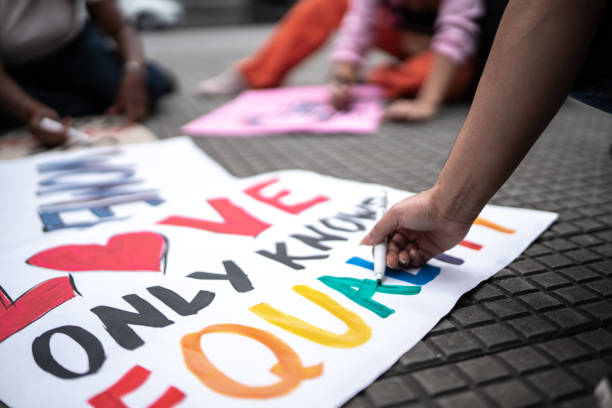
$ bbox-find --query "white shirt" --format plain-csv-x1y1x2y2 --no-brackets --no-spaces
0,0,90,66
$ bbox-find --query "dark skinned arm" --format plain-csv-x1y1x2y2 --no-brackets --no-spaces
361,0,606,268
0,63,68,146
87,0,148,121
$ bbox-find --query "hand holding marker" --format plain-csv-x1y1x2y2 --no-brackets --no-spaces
39,117,95,145
374,190,388,285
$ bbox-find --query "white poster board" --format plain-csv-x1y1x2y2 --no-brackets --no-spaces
0,164,557,407
0,137,231,254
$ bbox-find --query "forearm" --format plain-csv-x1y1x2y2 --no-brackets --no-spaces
416,52,457,107
114,24,144,65
88,1,144,64
0,65,43,123
432,0,605,223
331,0,377,65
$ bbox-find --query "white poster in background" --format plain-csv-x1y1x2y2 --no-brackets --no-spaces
0,137,232,255
0,168,557,408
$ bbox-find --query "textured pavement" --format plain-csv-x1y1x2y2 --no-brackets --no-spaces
142,25,612,408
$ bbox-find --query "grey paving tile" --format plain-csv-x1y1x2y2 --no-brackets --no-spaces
595,230,612,242
529,272,572,290
436,391,490,408
518,292,563,312
566,248,603,263
399,341,441,370
576,205,609,218
571,359,612,386
484,379,541,408
569,234,604,247
550,222,582,237
495,278,538,296
507,315,557,340
524,244,554,257
543,238,579,252
561,395,599,408
452,305,495,328
557,198,587,210
484,298,530,320
343,394,373,408
558,265,603,282
536,254,575,269
540,230,558,240
471,284,505,302
586,279,612,297
430,331,481,358
551,210,583,223
494,268,517,279
429,331,482,359
510,259,547,276
457,356,511,384
412,366,467,395
365,377,417,406
537,337,591,364
555,286,600,305
528,369,585,400
590,260,612,276
575,328,612,353
498,346,553,373
544,308,593,332
470,323,521,350
594,243,612,257
580,300,612,324
574,218,607,233
597,212,612,225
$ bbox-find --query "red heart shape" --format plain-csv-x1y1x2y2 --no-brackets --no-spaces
27,231,168,272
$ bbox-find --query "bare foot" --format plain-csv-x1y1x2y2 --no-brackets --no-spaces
195,67,248,95
384,99,438,122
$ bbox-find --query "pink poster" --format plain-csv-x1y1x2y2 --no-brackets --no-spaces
182,85,384,137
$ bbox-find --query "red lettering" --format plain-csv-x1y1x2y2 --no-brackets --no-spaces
157,197,271,237
88,365,185,408
459,240,483,250
244,178,329,215
0,277,75,342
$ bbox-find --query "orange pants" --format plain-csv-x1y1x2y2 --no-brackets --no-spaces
239,0,476,100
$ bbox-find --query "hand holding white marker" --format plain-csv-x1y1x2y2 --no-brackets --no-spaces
374,190,388,285
39,117,94,145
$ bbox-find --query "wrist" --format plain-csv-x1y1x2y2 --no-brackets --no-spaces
331,72,354,86
429,180,481,226
21,99,40,124
124,60,144,74
331,61,357,84
415,90,443,108
331,75,354,86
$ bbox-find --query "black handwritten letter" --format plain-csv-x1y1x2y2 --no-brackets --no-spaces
147,286,215,316
187,260,254,293
256,242,328,270
290,225,347,251
32,325,105,379
90,295,173,350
